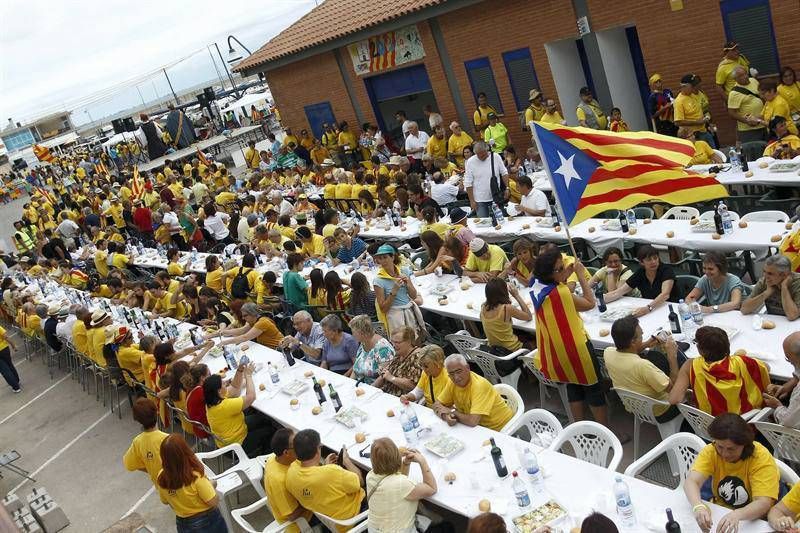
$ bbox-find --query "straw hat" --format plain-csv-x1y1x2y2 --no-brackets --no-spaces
90,309,110,327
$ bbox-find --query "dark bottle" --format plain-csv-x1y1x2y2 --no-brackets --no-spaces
391,208,400,227
596,286,607,313
665,508,681,533
741,150,749,172
329,383,342,412
668,304,681,334
619,213,629,233
713,209,724,235
312,376,327,405
489,438,508,478
283,346,296,367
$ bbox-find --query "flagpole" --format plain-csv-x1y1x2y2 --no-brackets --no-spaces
530,122,580,260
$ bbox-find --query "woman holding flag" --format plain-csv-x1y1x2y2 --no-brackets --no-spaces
530,248,607,424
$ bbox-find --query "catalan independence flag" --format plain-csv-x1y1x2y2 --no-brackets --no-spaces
131,166,144,200
196,147,210,167
532,123,728,225
689,354,769,416
530,280,598,386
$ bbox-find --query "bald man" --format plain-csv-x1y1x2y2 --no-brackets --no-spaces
763,332,800,428
727,65,767,145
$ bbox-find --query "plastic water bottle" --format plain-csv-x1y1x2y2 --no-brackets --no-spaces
626,209,637,229
728,147,741,171
404,404,420,429
512,471,531,508
718,200,733,234
522,448,544,492
491,202,505,225
690,301,704,325
614,475,636,528
269,363,280,384
678,299,691,323
366,255,375,270
400,410,417,445
191,247,198,263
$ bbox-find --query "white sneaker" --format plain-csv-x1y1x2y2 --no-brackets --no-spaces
12,387,21,393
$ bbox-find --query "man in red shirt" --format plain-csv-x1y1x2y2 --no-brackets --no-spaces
132,199,154,243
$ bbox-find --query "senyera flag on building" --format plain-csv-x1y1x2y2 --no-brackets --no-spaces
531,122,728,226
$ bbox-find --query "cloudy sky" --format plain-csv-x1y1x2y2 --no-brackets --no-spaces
0,0,317,126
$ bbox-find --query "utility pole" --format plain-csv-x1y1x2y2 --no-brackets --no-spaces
163,68,180,105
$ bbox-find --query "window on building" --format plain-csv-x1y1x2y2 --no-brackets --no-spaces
720,0,779,75
303,102,337,140
464,57,503,113
502,48,540,111
1,130,35,152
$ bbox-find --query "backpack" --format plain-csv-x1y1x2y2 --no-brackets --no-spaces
230,267,250,299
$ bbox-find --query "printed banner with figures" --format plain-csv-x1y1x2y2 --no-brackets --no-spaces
348,25,425,76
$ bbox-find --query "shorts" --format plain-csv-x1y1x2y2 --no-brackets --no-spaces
566,341,606,407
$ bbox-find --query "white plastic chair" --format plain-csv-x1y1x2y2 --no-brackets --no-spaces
740,210,789,223
624,432,705,486
753,420,800,464
660,206,700,220
506,408,564,446
520,353,573,423
678,403,770,442
712,149,727,163
445,331,485,355
463,347,525,389
549,420,623,472
777,458,800,486
699,210,740,222
494,383,524,434
614,388,684,464
313,510,368,532
196,445,269,530
231,496,314,533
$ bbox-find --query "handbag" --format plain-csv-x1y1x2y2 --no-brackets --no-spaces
487,152,507,211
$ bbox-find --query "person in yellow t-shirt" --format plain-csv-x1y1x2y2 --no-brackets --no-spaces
204,256,224,293
400,345,451,406
685,413,778,532
286,429,365,531
86,310,113,367
282,128,299,147
473,92,499,134
123,398,168,486
0,324,20,391
446,122,473,167
609,107,629,132
464,238,509,282
426,126,448,158
215,302,284,350
678,128,722,166
674,74,713,146
297,226,327,259
117,333,147,384
728,67,767,143
264,429,314,533
763,116,800,158
299,129,316,151
759,80,799,135
715,41,750,102
778,66,800,115
244,140,261,169
433,354,513,432
156,434,225,527
576,86,607,129
334,173,353,199
768,478,800,531
166,248,185,276
540,99,565,125
523,89,545,128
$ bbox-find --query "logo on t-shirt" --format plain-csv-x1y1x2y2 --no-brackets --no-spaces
717,476,750,508
146,451,154,460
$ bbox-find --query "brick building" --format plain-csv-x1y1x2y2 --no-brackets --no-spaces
235,0,799,150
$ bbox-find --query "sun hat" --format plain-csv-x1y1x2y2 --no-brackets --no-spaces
648,73,662,85
47,303,61,316
90,309,110,327
448,206,469,224
487,112,498,119
57,307,70,318
469,237,487,253
528,89,542,101
375,244,395,256
388,155,403,166
321,158,336,167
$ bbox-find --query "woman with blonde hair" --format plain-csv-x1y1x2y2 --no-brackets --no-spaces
366,438,437,533
399,344,450,405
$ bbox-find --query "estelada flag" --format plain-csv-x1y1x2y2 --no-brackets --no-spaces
196,147,210,167
33,186,56,205
131,166,145,200
689,354,769,416
531,122,728,226
33,144,54,163
530,279,598,386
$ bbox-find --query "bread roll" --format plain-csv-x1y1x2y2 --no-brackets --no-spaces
763,320,776,329
355,432,366,443
386,409,395,417
522,223,531,229
745,170,754,177
643,218,652,224
259,383,266,391
599,328,610,337
588,226,596,233
628,228,637,235
771,235,782,242
666,231,675,238
312,406,322,415
738,221,748,228
690,218,699,225
444,472,456,484
712,233,721,240
355,388,366,397
478,499,491,512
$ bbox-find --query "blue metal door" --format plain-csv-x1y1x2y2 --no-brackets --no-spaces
304,102,337,140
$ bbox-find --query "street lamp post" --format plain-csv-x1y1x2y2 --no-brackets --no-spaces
226,35,252,65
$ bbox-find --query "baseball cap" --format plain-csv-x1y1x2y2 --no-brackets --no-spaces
469,237,487,253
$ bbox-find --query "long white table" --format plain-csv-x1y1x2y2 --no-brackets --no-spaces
17,274,773,532
691,161,800,187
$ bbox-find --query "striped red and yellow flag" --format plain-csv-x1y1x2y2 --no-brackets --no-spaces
532,123,728,225
33,144,54,163
689,354,769,416
94,161,110,178
131,166,145,200
530,281,597,385
196,147,210,167
34,187,56,205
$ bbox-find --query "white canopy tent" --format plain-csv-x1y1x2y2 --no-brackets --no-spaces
219,92,270,115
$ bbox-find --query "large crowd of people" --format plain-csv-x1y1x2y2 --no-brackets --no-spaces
2,40,800,533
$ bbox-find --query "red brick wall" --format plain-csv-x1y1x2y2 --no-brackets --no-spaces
587,0,800,147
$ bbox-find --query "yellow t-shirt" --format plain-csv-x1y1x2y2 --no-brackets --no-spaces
540,111,564,125
265,457,313,533
123,430,168,485
118,344,146,383
324,183,337,199
673,92,705,134
301,234,326,257
286,463,365,529
778,482,800,520
215,191,237,206
764,135,800,157
106,204,125,228
778,83,800,114
322,223,338,239
94,284,113,299
728,78,764,131
87,327,107,367
111,253,130,269
473,105,497,130
692,441,778,509
603,347,670,415
0,326,9,352
206,268,224,292
283,134,300,147
337,131,357,151
763,95,799,135
245,148,261,169
167,262,185,276
119,186,132,203
415,369,451,405
207,397,246,446
335,183,352,200
465,244,508,273
95,251,110,278
254,317,283,349
524,104,546,125
426,136,447,158
438,371,513,431
72,321,88,355
562,253,591,285
224,267,258,297
689,140,715,166
576,101,608,129
157,472,216,518
419,221,450,240
716,56,750,95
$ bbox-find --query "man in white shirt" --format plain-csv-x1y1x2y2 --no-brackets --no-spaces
238,214,258,244
56,306,80,342
464,141,508,218
517,176,551,217
56,214,81,250
191,177,209,209
430,171,461,213
404,122,429,158
395,110,413,138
